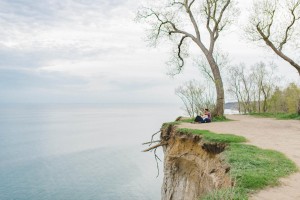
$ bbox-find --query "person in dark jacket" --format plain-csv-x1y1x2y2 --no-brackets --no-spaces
194,109,211,123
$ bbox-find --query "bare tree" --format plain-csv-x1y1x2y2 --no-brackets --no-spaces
227,64,255,113
251,62,279,112
175,80,214,117
246,0,300,75
137,0,238,116
252,64,264,113
227,62,279,113
175,81,202,117
227,66,242,112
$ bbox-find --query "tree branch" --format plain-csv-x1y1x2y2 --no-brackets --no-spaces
177,36,188,72
142,140,161,145
184,0,201,40
154,148,162,177
266,8,276,39
142,142,168,152
278,1,300,51
149,130,161,146
210,0,231,51
205,0,213,35
256,23,300,75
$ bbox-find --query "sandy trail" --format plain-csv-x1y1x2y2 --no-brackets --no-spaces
179,115,300,200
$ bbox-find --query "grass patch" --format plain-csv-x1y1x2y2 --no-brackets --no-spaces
249,112,300,120
177,128,298,199
177,128,247,143
178,117,195,123
226,144,297,192
162,121,180,129
202,188,247,200
177,116,232,123
212,116,233,122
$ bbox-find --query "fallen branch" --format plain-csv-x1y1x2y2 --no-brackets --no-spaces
149,130,161,146
142,130,165,178
142,142,168,152
142,140,161,145
154,148,161,177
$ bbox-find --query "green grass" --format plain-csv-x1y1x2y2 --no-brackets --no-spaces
249,112,300,120
202,188,247,200
177,128,247,143
162,121,181,128
212,116,233,122
226,144,297,191
177,128,298,200
177,116,232,123
178,117,195,123
162,116,232,131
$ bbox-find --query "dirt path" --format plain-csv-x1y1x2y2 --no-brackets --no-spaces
179,115,300,200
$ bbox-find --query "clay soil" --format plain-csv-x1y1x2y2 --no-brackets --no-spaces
180,115,300,200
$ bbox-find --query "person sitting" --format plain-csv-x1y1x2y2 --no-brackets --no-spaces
194,109,212,123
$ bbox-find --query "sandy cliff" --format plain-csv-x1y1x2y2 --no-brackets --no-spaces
160,124,232,200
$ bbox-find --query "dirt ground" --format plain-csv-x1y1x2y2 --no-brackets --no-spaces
179,115,300,200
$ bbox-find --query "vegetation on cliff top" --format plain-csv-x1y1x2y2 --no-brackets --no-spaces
248,112,300,120
162,116,230,130
177,128,246,144
176,128,298,200
177,116,231,123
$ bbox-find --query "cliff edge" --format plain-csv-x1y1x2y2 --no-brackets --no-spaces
160,124,232,200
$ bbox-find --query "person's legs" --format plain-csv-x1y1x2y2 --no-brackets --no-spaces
195,116,204,123
204,118,211,123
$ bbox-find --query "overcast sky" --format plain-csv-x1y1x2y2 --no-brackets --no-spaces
0,0,299,104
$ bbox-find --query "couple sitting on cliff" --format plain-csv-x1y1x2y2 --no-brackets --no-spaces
194,109,211,123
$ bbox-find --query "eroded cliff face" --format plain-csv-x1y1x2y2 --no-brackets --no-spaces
160,124,232,200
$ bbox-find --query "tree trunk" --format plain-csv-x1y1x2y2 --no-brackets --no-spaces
298,98,300,115
206,54,224,117
263,98,267,113
258,89,261,113
262,87,268,113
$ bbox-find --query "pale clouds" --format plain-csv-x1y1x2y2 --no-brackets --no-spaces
0,0,298,103
0,0,182,103
0,0,137,61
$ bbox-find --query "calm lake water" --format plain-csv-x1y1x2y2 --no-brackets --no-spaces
0,103,182,200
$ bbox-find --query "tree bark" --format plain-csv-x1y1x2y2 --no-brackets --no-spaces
206,54,224,117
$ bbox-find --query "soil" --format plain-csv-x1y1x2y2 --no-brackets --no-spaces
179,115,300,200
160,125,232,200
